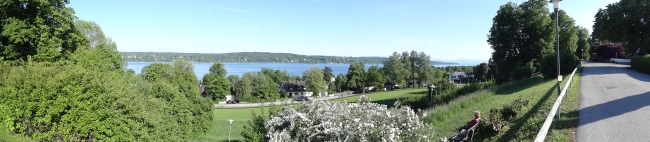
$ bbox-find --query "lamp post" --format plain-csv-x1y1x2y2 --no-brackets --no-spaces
228,119,233,142
428,85,435,107
550,0,562,121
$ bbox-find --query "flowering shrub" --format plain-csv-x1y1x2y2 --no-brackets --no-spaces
265,95,434,141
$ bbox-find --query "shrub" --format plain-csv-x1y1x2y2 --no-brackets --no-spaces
265,96,434,141
595,43,626,59
631,55,650,74
398,95,430,112
540,50,579,79
509,62,535,81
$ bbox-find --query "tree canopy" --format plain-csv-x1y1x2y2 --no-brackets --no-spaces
488,0,555,83
593,0,650,56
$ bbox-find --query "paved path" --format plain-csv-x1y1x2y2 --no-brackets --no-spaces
214,91,361,108
577,62,650,141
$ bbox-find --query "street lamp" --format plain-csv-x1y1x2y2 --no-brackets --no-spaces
550,0,562,98
428,85,435,107
228,119,233,142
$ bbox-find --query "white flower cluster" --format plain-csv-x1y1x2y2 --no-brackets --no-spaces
265,95,434,141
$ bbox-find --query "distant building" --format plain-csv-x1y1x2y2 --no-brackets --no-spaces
280,81,313,99
449,71,470,83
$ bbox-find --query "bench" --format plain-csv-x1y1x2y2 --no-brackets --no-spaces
448,123,478,142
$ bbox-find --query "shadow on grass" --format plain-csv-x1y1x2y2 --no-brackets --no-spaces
493,76,545,95
372,98,400,108
552,110,579,131
492,84,557,142
408,90,428,95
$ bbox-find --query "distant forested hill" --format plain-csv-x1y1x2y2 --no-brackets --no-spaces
121,52,458,65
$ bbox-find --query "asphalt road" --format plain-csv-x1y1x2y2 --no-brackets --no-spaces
577,62,650,142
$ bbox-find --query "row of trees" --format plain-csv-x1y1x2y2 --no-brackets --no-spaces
488,0,585,83
200,50,465,103
120,52,460,65
592,0,650,56
0,1,213,141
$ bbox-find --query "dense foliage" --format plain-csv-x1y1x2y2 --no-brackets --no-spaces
0,0,88,63
594,43,626,59
303,67,326,94
201,63,231,101
487,0,555,84
539,49,579,79
631,55,650,74
121,52,458,65
265,96,434,141
0,1,213,141
592,0,650,56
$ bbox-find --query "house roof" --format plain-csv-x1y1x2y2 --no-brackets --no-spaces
281,81,307,92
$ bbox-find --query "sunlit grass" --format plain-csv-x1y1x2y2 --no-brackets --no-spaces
424,67,582,141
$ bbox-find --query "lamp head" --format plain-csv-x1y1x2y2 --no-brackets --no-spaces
549,0,561,11
229,119,233,123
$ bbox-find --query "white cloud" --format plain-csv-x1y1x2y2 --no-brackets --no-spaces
210,5,252,14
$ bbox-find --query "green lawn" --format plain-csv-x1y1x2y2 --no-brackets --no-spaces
333,88,427,107
199,89,427,141
424,67,582,141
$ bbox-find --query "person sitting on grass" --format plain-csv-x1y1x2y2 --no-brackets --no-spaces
458,111,481,132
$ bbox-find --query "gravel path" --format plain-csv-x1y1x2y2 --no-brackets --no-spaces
577,62,650,142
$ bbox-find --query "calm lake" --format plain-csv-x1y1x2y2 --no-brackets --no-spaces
126,62,463,80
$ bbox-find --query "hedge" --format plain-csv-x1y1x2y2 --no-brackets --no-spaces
631,55,650,74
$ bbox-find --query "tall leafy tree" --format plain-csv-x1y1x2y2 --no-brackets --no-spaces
576,26,591,59
235,73,253,101
0,0,88,63
473,63,490,82
345,62,366,91
322,66,334,83
365,65,385,91
303,67,326,94
334,73,348,92
550,10,579,53
593,0,650,55
487,0,554,83
70,20,123,71
383,52,407,87
202,63,231,101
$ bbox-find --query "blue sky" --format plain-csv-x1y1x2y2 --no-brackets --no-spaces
68,0,618,61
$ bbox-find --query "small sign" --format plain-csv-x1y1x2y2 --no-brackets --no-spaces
557,75,563,82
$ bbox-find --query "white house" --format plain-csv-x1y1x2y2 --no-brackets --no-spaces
280,81,313,99
449,71,468,82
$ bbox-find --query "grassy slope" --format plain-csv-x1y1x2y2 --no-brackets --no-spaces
424,67,582,141
200,89,426,141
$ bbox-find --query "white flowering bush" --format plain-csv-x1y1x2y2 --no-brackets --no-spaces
265,95,434,141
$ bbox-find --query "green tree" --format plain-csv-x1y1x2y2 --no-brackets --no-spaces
473,63,489,82
488,0,554,83
576,26,591,59
304,67,326,94
365,65,385,91
235,73,253,101
334,73,348,92
70,20,124,71
346,62,366,91
383,52,408,87
0,0,88,63
202,63,231,101
550,10,579,54
593,0,650,55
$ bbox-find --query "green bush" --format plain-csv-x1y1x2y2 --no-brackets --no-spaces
631,55,650,74
540,50,579,79
398,95,430,112
509,62,535,81
0,59,213,141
